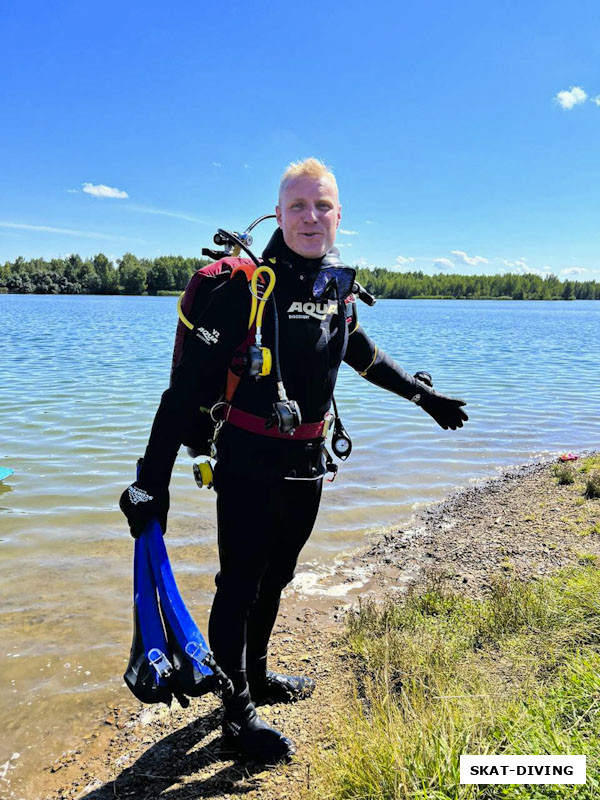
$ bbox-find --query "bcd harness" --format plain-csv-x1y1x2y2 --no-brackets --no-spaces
172,257,339,484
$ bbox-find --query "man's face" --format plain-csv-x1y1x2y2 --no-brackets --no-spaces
276,176,341,259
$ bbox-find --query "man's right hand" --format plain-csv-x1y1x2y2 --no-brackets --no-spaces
119,482,170,539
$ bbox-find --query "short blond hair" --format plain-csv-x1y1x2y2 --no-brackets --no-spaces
279,157,338,202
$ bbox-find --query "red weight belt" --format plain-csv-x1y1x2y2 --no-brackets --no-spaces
223,405,328,440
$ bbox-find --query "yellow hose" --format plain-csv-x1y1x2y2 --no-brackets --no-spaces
176,292,194,330
249,266,276,329
177,264,276,335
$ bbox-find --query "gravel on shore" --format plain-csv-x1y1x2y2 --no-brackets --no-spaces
40,453,600,800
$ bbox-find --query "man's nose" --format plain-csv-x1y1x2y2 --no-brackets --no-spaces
302,205,318,223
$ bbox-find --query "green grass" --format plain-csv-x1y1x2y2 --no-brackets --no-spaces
576,553,598,566
579,456,600,475
579,524,600,537
584,472,600,500
552,464,575,485
310,568,600,800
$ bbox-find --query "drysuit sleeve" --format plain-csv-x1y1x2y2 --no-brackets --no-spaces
138,277,250,489
342,301,420,400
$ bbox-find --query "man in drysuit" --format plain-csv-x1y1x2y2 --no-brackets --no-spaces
120,158,468,763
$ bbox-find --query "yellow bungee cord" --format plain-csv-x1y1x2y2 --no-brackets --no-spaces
248,266,275,377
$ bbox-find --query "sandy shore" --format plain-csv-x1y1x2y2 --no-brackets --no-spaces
39,454,600,800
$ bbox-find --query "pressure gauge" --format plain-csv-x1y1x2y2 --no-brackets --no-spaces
332,425,352,460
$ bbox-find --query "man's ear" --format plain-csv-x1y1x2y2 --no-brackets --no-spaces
336,203,342,227
275,205,282,228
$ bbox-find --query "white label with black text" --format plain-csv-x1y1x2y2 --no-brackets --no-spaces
460,755,586,784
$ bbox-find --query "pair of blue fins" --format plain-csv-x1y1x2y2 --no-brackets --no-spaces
124,464,232,707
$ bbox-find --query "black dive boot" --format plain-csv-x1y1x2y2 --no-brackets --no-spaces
248,656,316,705
222,685,296,764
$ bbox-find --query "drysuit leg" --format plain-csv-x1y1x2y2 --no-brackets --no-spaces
208,472,282,689
246,478,323,679
208,470,322,690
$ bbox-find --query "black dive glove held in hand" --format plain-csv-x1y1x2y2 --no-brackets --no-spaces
119,482,170,539
412,382,468,430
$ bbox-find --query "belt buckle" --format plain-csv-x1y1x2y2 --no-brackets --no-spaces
321,412,333,439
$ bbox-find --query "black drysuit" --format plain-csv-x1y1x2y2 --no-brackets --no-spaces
139,228,424,691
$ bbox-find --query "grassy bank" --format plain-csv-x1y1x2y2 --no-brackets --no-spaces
310,458,600,800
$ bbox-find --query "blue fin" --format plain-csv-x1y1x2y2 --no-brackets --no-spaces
144,520,216,697
124,460,230,703
123,534,175,705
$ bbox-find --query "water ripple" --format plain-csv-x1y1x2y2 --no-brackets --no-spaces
0,295,599,789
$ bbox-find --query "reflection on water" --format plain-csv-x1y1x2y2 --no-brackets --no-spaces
1,295,599,795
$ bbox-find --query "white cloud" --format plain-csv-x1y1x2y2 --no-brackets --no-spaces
82,182,128,199
126,205,212,225
396,255,415,265
0,220,143,242
562,267,588,275
514,264,547,277
555,86,587,109
433,258,454,271
354,257,375,268
451,249,489,266
336,242,353,248
243,163,250,168
339,229,358,235
502,258,529,269
592,96,600,106
212,161,222,167
66,188,79,194
500,257,550,277
365,220,373,224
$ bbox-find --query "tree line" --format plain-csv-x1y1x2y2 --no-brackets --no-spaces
354,268,600,300
0,253,598,299
0,253,210,295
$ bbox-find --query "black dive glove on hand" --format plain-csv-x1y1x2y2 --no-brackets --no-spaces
411,380,468,430
119,482,170,539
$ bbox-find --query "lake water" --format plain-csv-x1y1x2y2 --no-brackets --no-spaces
1,294,599,797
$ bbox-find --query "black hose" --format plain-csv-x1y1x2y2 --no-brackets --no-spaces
271,289,283,385
245,213,276,233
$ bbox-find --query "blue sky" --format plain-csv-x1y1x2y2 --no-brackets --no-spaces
2,0,600,281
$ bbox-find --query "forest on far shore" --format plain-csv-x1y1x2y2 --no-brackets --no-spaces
1,253,598,300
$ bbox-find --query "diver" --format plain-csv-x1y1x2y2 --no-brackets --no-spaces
120,157,468,764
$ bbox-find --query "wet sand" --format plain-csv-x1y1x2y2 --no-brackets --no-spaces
36,453,600,800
